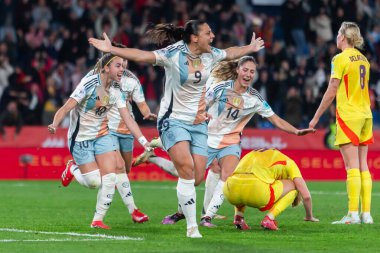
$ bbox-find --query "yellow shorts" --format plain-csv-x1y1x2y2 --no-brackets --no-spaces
223,174,283,211
335,117,374,146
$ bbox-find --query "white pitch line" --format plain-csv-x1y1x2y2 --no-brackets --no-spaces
0,228,143,241
0,238,118,242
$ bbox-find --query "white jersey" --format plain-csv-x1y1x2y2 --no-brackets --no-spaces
154,40,226,124
68,74,126,142
206,80,274,149
107,70,145,135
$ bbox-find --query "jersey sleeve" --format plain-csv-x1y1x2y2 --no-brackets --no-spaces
331,55,344,80
255,97,275,118
210,47,226,64
153,45,174,67
286,160,303,180
131,79,146,103
205,81,225,106
70,81,87,103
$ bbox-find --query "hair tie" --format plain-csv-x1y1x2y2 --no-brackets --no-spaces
104,56,118,68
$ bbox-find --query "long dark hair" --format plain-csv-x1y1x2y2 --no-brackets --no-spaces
145,20,207,46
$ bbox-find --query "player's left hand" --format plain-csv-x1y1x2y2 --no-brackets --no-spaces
143,113,157,121
89,32,112,53
250,32,265,52
304,217,319,222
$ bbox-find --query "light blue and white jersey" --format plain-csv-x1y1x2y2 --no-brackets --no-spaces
154,40,226,124
108,69,145,135
68,74,126,142
206,80,274,149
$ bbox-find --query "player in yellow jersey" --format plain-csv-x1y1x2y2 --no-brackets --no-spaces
309,22,374,224
223,148,319,231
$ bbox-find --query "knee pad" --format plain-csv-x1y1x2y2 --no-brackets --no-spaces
82,169,101,189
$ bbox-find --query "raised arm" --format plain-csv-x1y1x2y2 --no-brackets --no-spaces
267,114,315,136
224,33,265,60
293,177,319,222
48,98,78,134
309,78,339,128
136,101,157,121
89,33,156,64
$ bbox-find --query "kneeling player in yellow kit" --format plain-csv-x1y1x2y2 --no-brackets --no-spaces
223,148,319,230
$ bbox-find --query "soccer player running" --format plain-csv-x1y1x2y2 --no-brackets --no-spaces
48,53,151,229
89,20,265,238
223,148,319,231
91,55,155,223
198,56,314,227
309,22,374,224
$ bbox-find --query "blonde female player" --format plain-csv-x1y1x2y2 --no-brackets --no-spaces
223,148,319,231
90,20,265,238
48,53,151,229
309,22,374,224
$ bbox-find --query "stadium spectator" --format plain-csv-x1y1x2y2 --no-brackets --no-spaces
0,100,23,140
0,0,378,130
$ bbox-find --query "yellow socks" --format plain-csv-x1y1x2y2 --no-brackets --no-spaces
268,190,298,218
360,170,372,213
346,168,361,212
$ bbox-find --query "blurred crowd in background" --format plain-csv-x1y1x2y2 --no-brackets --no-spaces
0,0,380,138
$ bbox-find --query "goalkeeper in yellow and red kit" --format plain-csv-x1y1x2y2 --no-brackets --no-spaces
224,148,319,231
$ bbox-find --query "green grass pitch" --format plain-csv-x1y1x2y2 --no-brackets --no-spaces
0,181,379,253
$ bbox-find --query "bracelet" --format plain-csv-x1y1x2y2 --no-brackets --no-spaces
138,136,148,146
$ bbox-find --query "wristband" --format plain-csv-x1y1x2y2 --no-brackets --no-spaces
138,136,148,146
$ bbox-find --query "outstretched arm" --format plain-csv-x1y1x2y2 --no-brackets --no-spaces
224,33,265,60
293,177,319,222
118,107,150,150
48,98,78,134
309,78,339,128
89,33,156,64
267,114,315,136
136,101,157,121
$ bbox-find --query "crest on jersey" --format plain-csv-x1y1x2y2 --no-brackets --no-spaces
232,97,241,107
102,95,109,106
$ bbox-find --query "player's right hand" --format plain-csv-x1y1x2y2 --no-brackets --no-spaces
48,124,57,134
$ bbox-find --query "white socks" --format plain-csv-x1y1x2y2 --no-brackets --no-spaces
115,173,137,214
177,178,197,229
205,180,225,218
202,170,220,216
93,173,116,221
149,157,178,177
71,164,101,189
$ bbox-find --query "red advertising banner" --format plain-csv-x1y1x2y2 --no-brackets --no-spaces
0,127,379,180
2,126,380,150
1,147,379,181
